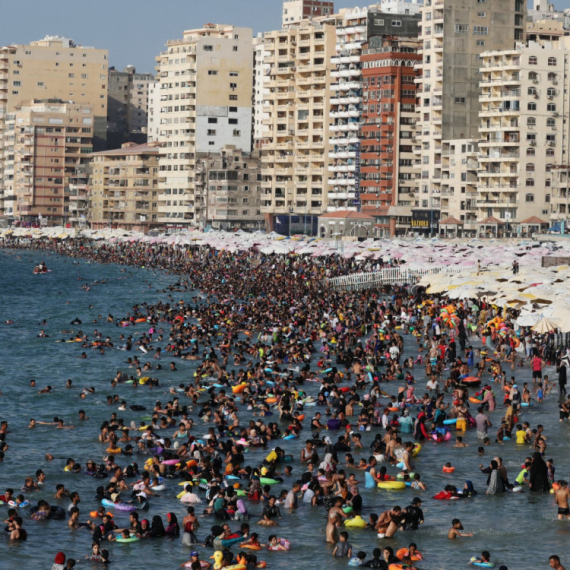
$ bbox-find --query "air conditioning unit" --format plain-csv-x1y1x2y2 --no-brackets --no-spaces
552,79,558,85
529,141,537,146
553,112,559,117
533,94,539,99
548,95,553,100
532,79,539,84
548,141,556,147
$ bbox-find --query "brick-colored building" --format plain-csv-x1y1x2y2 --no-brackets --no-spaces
359,14,421,237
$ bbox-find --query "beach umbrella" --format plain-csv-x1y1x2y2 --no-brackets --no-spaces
531,317,560,333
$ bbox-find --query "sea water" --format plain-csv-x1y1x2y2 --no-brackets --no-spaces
0,249,568,570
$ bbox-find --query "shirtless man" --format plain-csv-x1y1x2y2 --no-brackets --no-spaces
555,481,570,520
550,556,566,570
375,506,402,538
448,518,473,539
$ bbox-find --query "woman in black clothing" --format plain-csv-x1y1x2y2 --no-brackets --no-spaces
149,515,166,537
529,452,551,492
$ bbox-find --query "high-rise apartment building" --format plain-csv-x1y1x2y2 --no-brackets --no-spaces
0,36,108,220
477,42,567,233
154,24,253,230
359,14,421,237
11,99,94,225
107,66,154,149
193,145,262,230
253,35,270,146
89,141,161,232
146,82,161,143
261,17,338,232
328,6,368,213
414,0,526,230
282,0,335,28
439,138,479,236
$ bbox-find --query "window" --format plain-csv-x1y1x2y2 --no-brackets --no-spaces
547,118,556,127
233,46,238,51
229,71,239,77
455,24,468,34
391,20,402,27
473,26,488,35
526,179,535,187
454,97,466,104
526,163,535,172
529,56,537,65
546,148,555,157
528,87,537,96
208,118,218,124
207,129,216,136
477,11,486,16
208,70,218,75
204,45,213,51
374,19,385,25
233,129,241,137
229,118,238,125
525,193,535,201
526,148,535,156
527,104,536,112
229,106,237,113
547,103,556,112
12,80,21,86
476,40,486,46
548,57,557,66
229,95,238,100
230,82,237,90
37,81,44,87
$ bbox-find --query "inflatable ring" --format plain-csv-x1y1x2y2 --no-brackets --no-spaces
469,397,483,405
443,418,457,426
377,481,406,490
443,466,455,473
396,549,423,562
396,472,415,480
461,377,481,385
260,477,280,486
116,537,140,543
411,443,422,458
470,559,495,568
344,516,367,528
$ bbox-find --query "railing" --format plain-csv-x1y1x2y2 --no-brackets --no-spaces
326,264,490,291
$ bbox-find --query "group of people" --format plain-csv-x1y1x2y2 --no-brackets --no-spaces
1,237,568,570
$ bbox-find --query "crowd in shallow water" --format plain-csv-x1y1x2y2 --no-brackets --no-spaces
2,238,570,570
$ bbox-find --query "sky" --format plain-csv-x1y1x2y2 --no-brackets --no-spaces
0,0,282,73
1,0,570,73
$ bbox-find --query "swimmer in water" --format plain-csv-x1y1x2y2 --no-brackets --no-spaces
448,519,473,539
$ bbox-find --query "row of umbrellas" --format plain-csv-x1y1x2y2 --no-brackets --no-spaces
419,264,570,332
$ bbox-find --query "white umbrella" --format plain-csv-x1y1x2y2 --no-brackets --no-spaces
531,317,560,333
